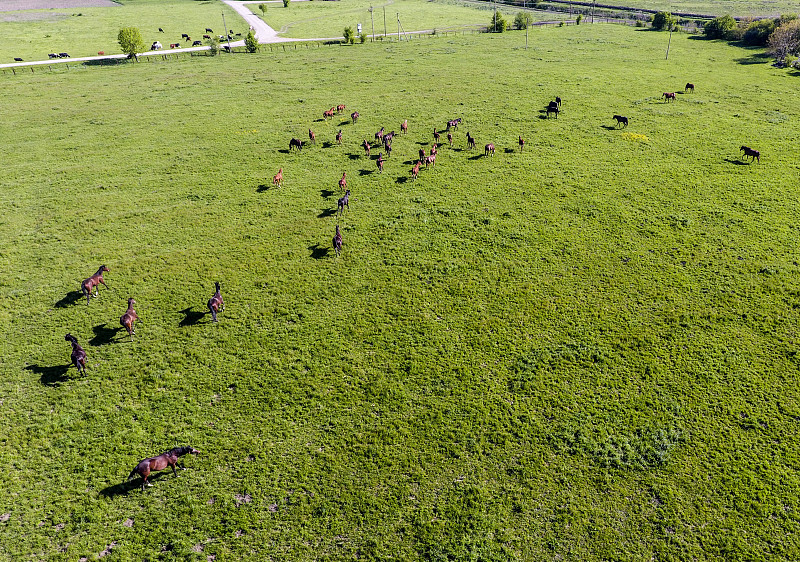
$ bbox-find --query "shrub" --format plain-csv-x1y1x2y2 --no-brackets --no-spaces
209,36,220,56
490,12,507,32
244,30,258,52
768,18,800,60
359,32,367,44
258,3,267,16
742,18,777,45
635,19,645,27
283,0,290,6
704,15,736,39
652,11,675,31
343,26,355,44
514,12,533,30
576,14,583,25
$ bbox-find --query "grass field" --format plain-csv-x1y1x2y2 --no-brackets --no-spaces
1,21,799,561
590,0,799,17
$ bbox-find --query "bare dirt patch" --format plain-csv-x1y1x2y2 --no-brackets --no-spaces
0,0,118,12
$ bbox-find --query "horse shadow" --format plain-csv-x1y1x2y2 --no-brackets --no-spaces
347,153,361,160
277,149,291,154
724,158,749,166
25,364,71,386
54,290,83,308
416,141,428,146
451,148,463,152
90,323,121,346
178,307,206,327
402,159,415,165
256,183,271,193
322,141,334,148
320,189,335,198
600,125,618,130
308,244,330,260
99,481,133,497
358,169,374,176
468,155,483,161
318,208,337,218
338,120,349,127
396,176,409,184
503,148,515,154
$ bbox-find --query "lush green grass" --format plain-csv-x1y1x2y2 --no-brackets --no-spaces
589,0,799,17
1,23,799,561
0,0,244,62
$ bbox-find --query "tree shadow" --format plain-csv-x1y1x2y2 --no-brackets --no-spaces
318,208,337,218
25,364,72,386
724,158,749,166
90,323,121,346
320,189,335,198
179,307,206,327
256,183,271,192
396,176,409,184
54,290,83,308
734,51,772,65
308,244,330,260
358,169,374,176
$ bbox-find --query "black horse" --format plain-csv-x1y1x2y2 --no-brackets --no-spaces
740,145,760,163
613,115,628,128
289,138,303,151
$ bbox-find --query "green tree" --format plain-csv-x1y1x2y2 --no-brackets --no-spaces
490,12,507,33
343,26,355,44
514,12,533,30
258,3,267,16
652,11,675,31
359,32,367,44
576,14,583,25
282,0,290,7
244,29,259,52
117,27,145,61
208,36,220,56
704,15,736,39
743,18,777,45
768,17,800,60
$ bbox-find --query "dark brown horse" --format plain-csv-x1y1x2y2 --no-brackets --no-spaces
613,115,628,128
377,153,385,173
289,138,303,151
81,265,110,305
351,111,359,124
127,446,199,491
419,148,426,162
333,225,343,257
120,298,138,341
662,92,676,102
338,189,350,216
336,129,343,145
447,132,453,147
362,140,371,157
685,83,694,93
466,132,475,150
433,128,440,143
208,282,224,322
65,333,86,374
740,145,760,163
375,127,385,142
519,136,525,152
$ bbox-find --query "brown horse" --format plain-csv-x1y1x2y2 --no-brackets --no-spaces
323,109,334,120
430,143,437,156
127,446,199,491
485,143,495,157
336,129,343,145
65,333,86,374
411,161,420,180
447,132,453,147
433,128,440,143
338,189,350,216
81,265,110,305
740,145,760,163
419,148,426,162
519,136,525,152
466,132,476,149
362,140,371,157
351,111,359,124
662,92,676,102
120,298,139,341
333,225,343,257
685,83,694,93
208,282,224,322
339,171,347,191
425,154,436,168
272,168,283,187
377,153,385,173
401,119,408,134
375,127,385,142
336,104,346,113
308,129,316,145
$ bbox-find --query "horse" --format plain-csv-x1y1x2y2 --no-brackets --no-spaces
685,82,695,93
412,161,421,180
384,131,395,144
339,171,347,191
485,143,495,157
362,140,371,157
430,143,437,156
273,168,283,187
385,143,392,159
338,189,350,215
289,138,303,151
375,127,385,142
81,265,110,305
351,111,359,124
401,119,408,134
519,136,525,152
377,153,385,173
546,105,559,118
425,154,436,168
308,129,316,145
207,282,224,322
466,133,475,150
740,145,760,163
447,132,453,147
555,96,561,107
65,334,86,374
336,130,343,145
662,92,676,102
323,109,335,120
447,118,461,131
120,298,139,341
127,446,199,491
419,148,426,162
613,115,628,128
333,225,343,257
336,104,346,113
433,128,440,143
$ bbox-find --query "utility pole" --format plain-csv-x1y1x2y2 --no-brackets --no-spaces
383,7,387,38
370,6,375,42
591,0,595,23
665,22,673,59
494,0,497,32
526,20,528,48
397,13,400,40
221,11,232,53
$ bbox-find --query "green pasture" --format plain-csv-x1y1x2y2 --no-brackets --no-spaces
591,0,798,17
0,0,243,63
1,23,799,561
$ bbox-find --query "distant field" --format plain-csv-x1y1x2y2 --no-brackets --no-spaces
0,0,243,62
587,0,798,17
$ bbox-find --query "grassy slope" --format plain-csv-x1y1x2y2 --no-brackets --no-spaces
0,24,799,561
582,0,798,17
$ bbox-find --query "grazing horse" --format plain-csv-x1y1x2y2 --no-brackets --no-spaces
546,105,559,118
377,153,385,173
740,145,760,163
339,171,347,191
447,132,453,147
81,265,110,305
412,161,421,180
466,133,476,150
362,140,371,157
433,128,440,143
519,136,525,152
336,129,343,145
207,282,224,322
662,92,676,102
425,154,436,168
289,138,303,151
401,119,408,134
485,143,495,157
685,82,695,93
333,225,343,257
120,298,139,341
65,334,87,375
351,111,359,124
308,129,316,145
613,115,628,128
273,167,283,187
375,127,385,142
337,104,346,113
338,189,350,215
128,446,199,491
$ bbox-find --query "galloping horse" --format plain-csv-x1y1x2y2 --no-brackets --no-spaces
272,168,283,187
289,138,303,151
339,171,347,191
662,92,676,102
613,115,628,128
128,446,199,491
685,83,694,93
333,225,343,257
338,189,350,216
740,145,760,163
485,143,495,157
120,298,139,341
65,333,86,374
81,265,110,305
207,282,224,322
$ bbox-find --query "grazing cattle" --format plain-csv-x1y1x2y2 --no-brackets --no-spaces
333,225,343,257
159,27,164,32
466,132,476,150
375,127,385,141
546,105,559,118
613,115,628,128
13,57,23,62
128,446,199,491
336,129,343,145
203,34,211,39
170,43,180,49
337,104,346,113
48,53,58,59
447,132,453,147
351,111,359,124
206,28,213,33
433,128,440,142
425,154,436,168
81,265,110,305
181,33,189,39
207,282,224,322
192,40,202,46
323,109,335,120
401,119,408,134
120,298,139,341
362,140,371,157
377,153,385,173
419,148,426,162
289,138,303,151
485,143,495,157
740,145,760,163
685,82,695,93
339,171,347,191
59,53,70,58
338,189,350,215
412,161,421,180
98,51,104,55
151,41,162,50
662,92,676,102
519,136,525,152
273,167,283,187
65,334,87,375
308,129,316,145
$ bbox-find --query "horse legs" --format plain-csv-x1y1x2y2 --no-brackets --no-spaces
210,307,217,323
